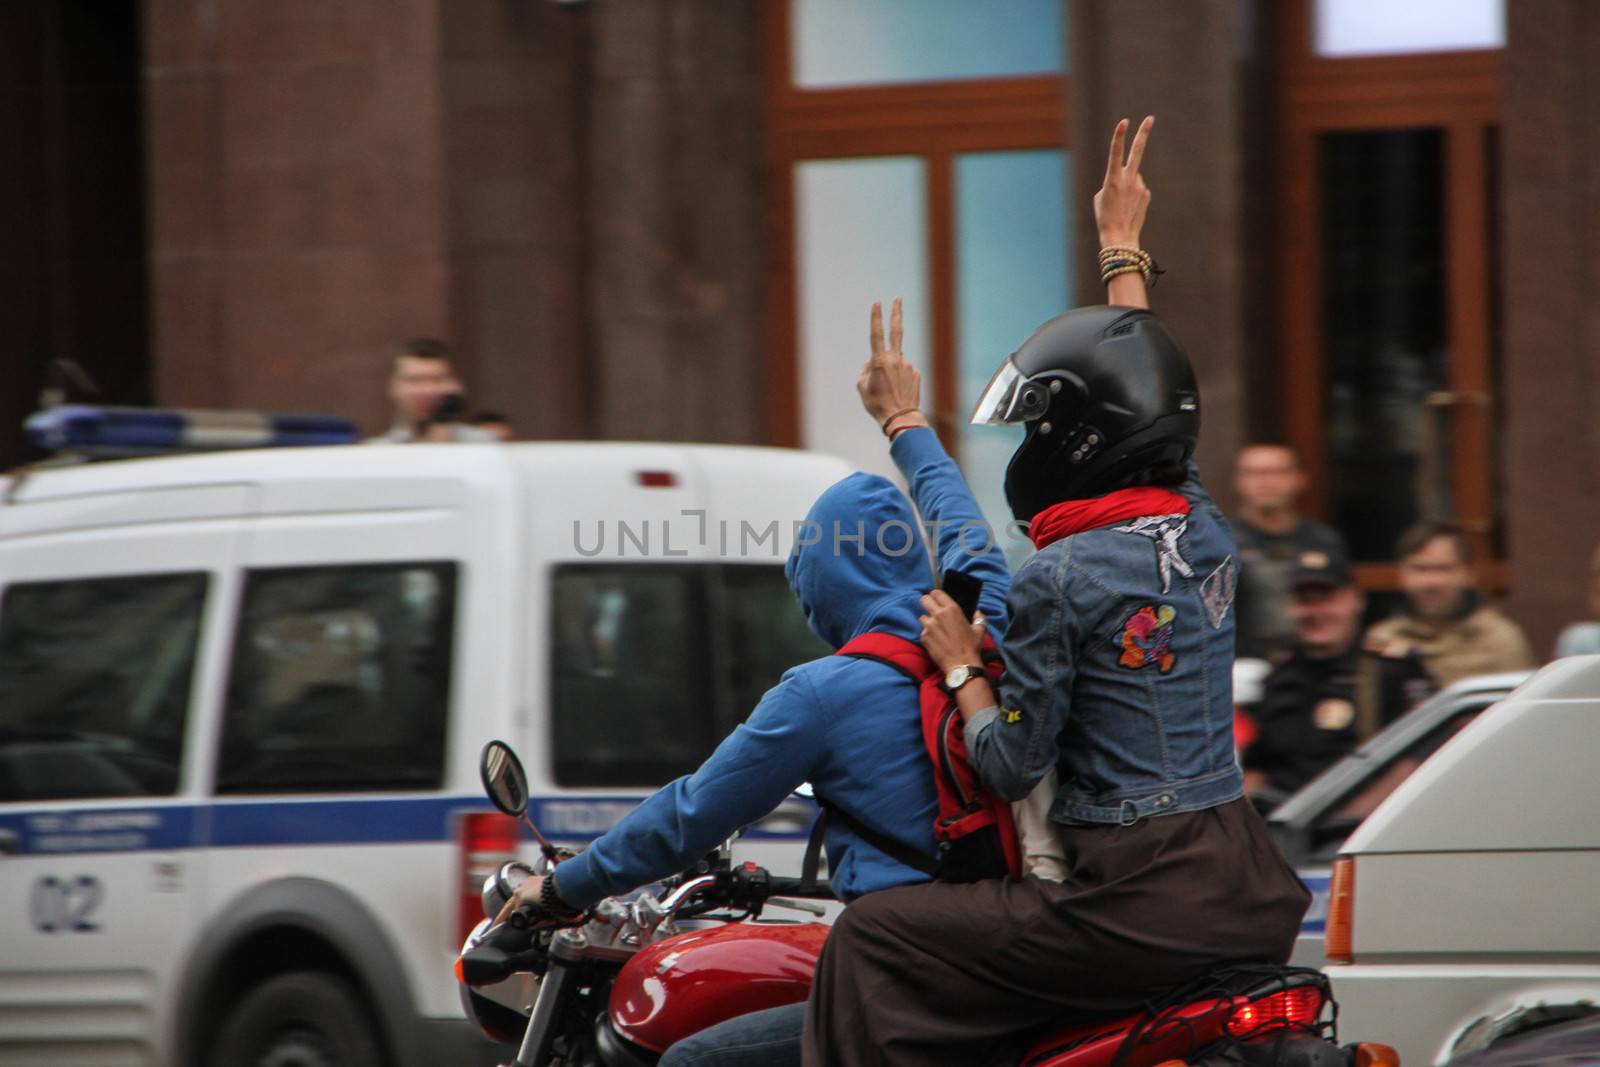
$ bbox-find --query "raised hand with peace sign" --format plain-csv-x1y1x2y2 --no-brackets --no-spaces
857,297,929,439
1094,116,1155,310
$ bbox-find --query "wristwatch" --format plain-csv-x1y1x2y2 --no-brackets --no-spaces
539,874,583,923
943,664,986,693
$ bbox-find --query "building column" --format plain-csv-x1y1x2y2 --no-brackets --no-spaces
584,0,767,445
1500,1,1600,655
142,0,765,444
142,0,457,430
1069,0,1279,508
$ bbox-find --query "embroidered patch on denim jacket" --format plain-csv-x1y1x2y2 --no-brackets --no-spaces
1117,604,1177,673
1113,514,1194,593
1201,555,1237,630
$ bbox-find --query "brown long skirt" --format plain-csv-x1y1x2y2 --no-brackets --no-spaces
801,797,1310,1067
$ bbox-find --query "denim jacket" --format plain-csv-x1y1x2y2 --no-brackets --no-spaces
964,464,1243,825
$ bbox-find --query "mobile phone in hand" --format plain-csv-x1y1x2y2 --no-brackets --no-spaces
940,568,983,622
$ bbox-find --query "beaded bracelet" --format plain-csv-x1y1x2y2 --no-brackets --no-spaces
1098,245,1162,287
1102,263,1145,281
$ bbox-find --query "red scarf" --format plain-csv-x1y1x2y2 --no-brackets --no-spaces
1028,487,1190,550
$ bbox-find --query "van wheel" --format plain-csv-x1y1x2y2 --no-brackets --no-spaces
211,971,382,1067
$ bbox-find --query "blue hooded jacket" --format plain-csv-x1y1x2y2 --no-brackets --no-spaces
552,428,1012,907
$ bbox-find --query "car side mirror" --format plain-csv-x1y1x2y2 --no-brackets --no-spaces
479,740,529,817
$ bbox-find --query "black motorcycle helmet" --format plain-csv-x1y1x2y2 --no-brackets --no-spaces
970,306,1200,523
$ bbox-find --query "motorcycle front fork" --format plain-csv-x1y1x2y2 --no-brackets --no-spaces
510,957,577,1067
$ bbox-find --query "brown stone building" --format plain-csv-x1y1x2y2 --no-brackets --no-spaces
2,0,1596,654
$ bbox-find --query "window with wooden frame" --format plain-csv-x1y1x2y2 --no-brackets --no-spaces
763,0,1072,560
1279,0,1505,590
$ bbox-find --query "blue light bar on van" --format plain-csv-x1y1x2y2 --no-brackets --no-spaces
26,405,361,456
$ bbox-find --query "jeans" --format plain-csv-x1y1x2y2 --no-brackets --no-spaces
656,1002,805,1067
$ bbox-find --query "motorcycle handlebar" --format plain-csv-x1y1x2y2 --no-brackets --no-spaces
762,874,835,901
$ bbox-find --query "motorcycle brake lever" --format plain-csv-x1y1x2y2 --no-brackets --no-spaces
765,897,826,917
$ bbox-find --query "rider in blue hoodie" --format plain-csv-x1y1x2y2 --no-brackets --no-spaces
498,300,1008,920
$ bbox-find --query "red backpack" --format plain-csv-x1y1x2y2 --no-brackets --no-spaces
800,631,1022,886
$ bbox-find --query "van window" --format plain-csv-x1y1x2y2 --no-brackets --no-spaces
718,564,830,739
0,572,208,801
551,564,828,786
216,563,456,794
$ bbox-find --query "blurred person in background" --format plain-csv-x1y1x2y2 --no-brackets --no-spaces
1554,544,1600,657
1231,444,1347,660
1242,548,1420,807
468,410,514,442
1364,521,1535,693
371,337,496,443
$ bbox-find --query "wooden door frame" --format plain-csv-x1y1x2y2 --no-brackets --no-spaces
1277,0,1505,588
761,0,1068,449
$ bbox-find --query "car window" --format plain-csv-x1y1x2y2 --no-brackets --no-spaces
1308,697,1497,846
216,563,456,794
0,572,208,801
550,564,827,787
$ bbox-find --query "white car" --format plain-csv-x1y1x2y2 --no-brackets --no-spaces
1322,654,1600,1065
0,424,846,1067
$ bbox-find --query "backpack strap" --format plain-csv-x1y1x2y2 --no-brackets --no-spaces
801,798,939,894
836,631,932,683
799,806,829,894
823,630,1012,882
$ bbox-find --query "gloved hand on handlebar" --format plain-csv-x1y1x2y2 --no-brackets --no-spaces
494,874,586,930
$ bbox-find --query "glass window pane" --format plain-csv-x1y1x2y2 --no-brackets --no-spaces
0,573,207,800
954,149,1071,566
550,565,713,786
792,0,1066,88
796,156,928,482
1320,129,1446,562
217,563,455,794
1314,0,1503,57
718,565,829,738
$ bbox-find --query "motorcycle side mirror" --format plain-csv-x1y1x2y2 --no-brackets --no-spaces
479,740,530,817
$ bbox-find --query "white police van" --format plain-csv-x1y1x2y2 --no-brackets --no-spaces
0,407,847,1066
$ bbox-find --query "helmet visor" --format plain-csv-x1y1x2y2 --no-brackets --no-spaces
969,358,1048,426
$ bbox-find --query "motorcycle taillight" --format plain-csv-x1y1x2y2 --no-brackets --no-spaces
1225,985,1324,1038
459,811,521,943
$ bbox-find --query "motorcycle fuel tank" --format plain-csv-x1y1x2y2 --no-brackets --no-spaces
609,921,829,1053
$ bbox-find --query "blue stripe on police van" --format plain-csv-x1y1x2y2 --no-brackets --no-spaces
0,806,199,855
1298,871,1331,935
207,797,469,848
0,793,817,857
2,799,1330,937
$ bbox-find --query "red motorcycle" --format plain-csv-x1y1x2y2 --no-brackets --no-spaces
457,741,1398,1067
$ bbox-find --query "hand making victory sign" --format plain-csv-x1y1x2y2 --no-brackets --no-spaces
1095,115,1155,310
858,297,929,438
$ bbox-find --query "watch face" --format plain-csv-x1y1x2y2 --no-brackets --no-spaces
945,666,971,690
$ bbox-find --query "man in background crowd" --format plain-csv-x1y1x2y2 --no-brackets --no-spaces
1232,444,1347,659
1364,521,1536,691
1242,548,1422,805
371,337,496,443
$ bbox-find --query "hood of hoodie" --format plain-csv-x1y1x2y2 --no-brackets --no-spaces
785,472,934,650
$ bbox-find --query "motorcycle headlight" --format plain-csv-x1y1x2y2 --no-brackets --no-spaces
481,860,535,920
